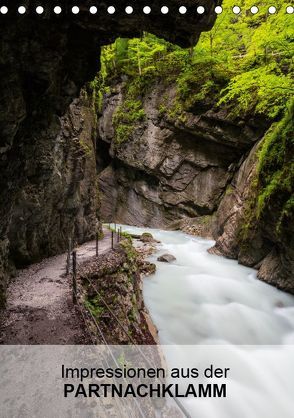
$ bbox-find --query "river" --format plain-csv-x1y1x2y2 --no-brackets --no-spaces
119,225,294,418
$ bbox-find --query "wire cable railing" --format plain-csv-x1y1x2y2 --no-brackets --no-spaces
68,223,192,418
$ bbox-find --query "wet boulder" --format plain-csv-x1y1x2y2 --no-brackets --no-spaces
140,233,155,243
157,253,176,263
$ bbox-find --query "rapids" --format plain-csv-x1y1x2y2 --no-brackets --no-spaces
118,225,294,418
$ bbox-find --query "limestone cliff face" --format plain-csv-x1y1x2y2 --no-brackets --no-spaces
213,142,294,294
97,80,293,293
97,82,265,227
7,93,100,263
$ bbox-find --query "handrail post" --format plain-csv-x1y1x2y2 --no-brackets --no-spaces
66,238,72,275
72,250,77,305
96,231,99,256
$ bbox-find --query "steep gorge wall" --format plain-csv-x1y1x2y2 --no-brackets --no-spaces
213,117,294,293
0,94,100,304
0,1,218,304
98,82,264,226
97,80,293,293
0,2,291,301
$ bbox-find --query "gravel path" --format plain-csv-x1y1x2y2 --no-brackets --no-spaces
0,228,112,344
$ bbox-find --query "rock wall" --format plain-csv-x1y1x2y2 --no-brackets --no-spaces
212,142,294,294
97,81,293,293
0,1,218,304
78,239,156,344
8,93,100,263
97,82,265,227
0,93,100,305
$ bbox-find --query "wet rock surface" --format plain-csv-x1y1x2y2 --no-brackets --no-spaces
78,239,157,344
211,142,294,294
97,80,292,292
98,82,265,228
157,253,177,263
140,232,158,243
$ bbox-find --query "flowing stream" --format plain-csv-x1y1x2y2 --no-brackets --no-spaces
119,225,294,418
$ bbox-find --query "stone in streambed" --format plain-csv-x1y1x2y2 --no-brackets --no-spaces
157,253,176,263
140,261,156,276
140,233,155,243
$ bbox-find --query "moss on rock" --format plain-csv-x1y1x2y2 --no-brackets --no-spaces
256,100,294,232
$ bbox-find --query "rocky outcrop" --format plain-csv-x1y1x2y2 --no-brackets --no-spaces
169,215,214,238
140,233,157,243
211,143,262,262
97,79,293,293
98,82,266,227
78,239,156,344
0,93,100,305
157,253,176,263
211,139,294,294
0,2,218,303
7,93,100,265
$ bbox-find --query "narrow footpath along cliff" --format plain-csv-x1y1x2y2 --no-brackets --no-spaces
0,228,157,344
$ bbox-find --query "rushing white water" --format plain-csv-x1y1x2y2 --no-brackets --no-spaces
118,225,294,345
117,225,294,418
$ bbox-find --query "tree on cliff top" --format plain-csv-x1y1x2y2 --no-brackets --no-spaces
96,0,293,120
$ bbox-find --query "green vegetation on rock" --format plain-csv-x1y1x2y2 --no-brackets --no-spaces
112,99,145,144
257,100,294,229
119,239,137,264
95,0,293,125
84,296,105,318
238,100,293,243
93,0,293,244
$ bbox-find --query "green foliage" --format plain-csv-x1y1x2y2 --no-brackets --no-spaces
94,0,293,238
119,239,137,264
176,57,230,110
112,99,145,144
120,231,132,240
256,100,294,227
219,65,293,118
95,0,292,125
88,75,109,113
79,139,92,157
84,296,104,318
239,100,293,241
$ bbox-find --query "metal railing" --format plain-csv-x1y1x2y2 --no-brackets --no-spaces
67,223,192,418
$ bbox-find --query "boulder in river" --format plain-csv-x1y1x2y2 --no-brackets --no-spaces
157,253,176,263
140,233,155,243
